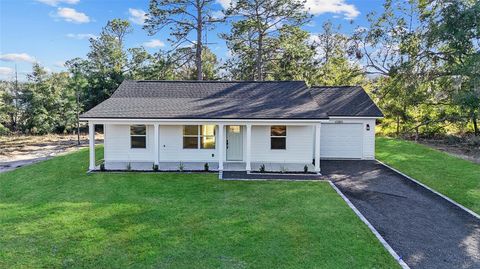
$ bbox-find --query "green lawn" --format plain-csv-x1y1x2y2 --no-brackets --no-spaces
376,137,480,215
0,148,398,268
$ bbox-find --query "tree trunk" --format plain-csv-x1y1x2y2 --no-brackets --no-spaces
195,1,203,81
472,110,479,136
256,34,263,81
396,115,400,137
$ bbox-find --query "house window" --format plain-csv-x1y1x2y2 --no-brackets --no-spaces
130,125,146,148
183,125,216,149
270,125,286,150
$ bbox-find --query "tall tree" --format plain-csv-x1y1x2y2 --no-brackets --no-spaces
174,47,219,80
83,19,133,109
0,68,24,133
270,26,315,82
223,0,310,80
351,0,436,136
310,21,364,86
422,0,480,135
144,0,223,80
22,64,76,134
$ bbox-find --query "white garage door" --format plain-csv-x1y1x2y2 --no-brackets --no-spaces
320,123,363,159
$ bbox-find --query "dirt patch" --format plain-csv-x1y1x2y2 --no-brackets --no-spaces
0,134,103,173
418,138,480,164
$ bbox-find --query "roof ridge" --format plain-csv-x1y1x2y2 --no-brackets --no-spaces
133,80,306,83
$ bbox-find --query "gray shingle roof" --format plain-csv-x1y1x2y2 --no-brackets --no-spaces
80,80,382,119
310,86,384,117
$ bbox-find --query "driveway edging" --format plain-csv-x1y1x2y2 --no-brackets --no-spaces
328,181,410,269
376,160,480,220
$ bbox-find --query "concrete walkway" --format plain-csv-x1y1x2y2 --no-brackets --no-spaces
324,160,480,269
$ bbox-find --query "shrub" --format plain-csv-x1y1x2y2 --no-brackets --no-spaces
0,124,9,135
100,163,105,171
126,162,131,171
153,164,159,171
204,162,209,171
259,164,266,173
304,165,308,173
178,161,184,172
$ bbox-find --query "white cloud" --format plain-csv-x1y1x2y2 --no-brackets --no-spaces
305,0,359,19
0,53,36,63
143,39,165,48
216,0,231,9
216,0,358,19
54,61,66,68
36,0,79,6
128,8,148,25
211,10,225,19
66,33,97,40
0,67,14,76
55,7,90,23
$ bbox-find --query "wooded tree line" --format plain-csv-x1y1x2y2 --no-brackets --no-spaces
0,0,478,137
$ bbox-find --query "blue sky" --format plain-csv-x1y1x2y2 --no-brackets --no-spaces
0,0,384,81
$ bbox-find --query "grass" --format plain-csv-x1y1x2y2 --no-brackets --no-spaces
0,147,398,268
376,137,480,215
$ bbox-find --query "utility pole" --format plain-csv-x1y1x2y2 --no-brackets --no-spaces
73,63,81,146
76,88,80,145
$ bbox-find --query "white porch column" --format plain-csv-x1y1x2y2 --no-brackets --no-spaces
245,123,252,172
153,123,159,165
88,121,95,170
218,124,224,171
315,123,321,173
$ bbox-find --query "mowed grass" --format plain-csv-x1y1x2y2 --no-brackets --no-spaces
0,147,399,268
376,137,480,215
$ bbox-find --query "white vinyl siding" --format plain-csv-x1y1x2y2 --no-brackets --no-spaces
251,125,313,163
104,124,154,162
103,119,376,167
159,125,218,162
362,120,376,159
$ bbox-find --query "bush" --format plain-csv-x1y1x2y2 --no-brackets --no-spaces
0,124,10,135
178,162,184,172
126,162,131,171
304,165,308,173
153,164,159,171
259,164,266,173
204,162,209,171
100,163,105,171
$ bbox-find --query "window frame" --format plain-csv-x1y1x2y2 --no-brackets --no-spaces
183,125,216,149
270,125,287,150
130,125,147,149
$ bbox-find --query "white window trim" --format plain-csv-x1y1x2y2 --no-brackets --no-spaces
183,125,216,150
130,125,147,149
270,125,287,150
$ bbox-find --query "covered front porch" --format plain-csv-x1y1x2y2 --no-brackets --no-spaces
87,119,326,177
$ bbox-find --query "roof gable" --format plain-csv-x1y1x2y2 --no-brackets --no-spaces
310,86,383,117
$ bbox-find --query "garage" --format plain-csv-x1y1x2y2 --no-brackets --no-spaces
320,123,363,159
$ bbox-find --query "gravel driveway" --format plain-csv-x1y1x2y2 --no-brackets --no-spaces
324,160,480,269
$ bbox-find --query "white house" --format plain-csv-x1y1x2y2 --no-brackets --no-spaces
79,80,383,176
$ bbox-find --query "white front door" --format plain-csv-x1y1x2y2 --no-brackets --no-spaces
226,125,243,161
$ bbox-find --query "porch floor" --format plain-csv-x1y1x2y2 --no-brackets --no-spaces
99,161,315,172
